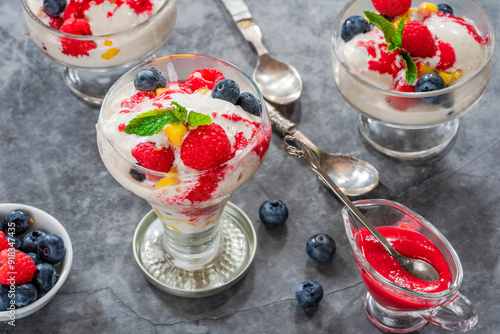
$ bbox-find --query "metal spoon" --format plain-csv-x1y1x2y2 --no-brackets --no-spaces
284,136,440,282
269,102,379,196
220,0,302,104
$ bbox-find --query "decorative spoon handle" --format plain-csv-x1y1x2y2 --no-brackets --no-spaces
283,135,399,259
220,0,269,56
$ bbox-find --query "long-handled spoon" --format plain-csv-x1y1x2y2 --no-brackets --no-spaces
284,135,440,282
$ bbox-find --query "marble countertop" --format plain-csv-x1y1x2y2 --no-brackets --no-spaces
2,0,499,333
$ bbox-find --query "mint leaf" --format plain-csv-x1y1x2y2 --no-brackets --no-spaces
188,111,212,127
171,102,187,123
400,51,418,85
124,109,181,136
364,11,395,44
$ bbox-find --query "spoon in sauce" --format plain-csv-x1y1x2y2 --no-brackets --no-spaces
284,135,440,282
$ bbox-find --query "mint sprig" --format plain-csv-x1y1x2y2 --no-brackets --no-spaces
124,102,212,136
363,11,418,85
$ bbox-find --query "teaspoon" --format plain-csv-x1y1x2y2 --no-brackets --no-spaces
284,136,440,282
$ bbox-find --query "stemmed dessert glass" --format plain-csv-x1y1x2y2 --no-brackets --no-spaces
331,0,495,159
343,199,477,333
96,55,271,296
21,0,177,105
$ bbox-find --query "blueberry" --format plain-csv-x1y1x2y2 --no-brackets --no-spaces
415,73,447,105
0,285,11,311
37,234,65,264
130,168,146,182
14,284,38,308
295,281,324,307
26,253,42,266
259,199,289,227
22,230,47,253
306,234,336,262
4,209,31,236
43,0,66,16
134,68,166,91
33,263,58,293
438,4,454,15
212,79,240,104
7,235,22,250
236,92,261,116
341,16,371,42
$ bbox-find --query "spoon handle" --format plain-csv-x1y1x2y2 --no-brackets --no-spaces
265,101,324,157
284,136,401,261
220,0,269,56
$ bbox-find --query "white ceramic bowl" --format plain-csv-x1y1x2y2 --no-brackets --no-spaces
0,203,73,321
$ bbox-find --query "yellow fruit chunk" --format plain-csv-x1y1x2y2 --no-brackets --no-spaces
418,2,439,16
418,63,435,77
156,87,169,95
392,16,410,30
101,48,120,60
450,70,461,80
164,124,188,147
195,87,209,94
155,176,179,189
439,72,453,85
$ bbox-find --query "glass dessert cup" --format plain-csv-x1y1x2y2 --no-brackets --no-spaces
343,199,477,333
21,0,177,106
331,0,495,159
96,55,272,297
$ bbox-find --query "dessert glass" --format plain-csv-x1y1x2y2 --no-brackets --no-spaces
343,199,477,333
21,0,177,105
96,55,272,296
331,0,495,159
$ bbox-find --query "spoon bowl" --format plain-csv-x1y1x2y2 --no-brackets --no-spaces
253,54,303,105
284,135,440,282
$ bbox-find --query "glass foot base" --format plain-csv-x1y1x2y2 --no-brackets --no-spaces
358,115,459,159
364,292,427,333
133,202,257,297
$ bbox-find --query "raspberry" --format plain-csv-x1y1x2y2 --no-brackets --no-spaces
131,142,174,173
0,249,36,285
386,79,416,111
185,68,225,91
371,0,411,17
0,232,10,252
181,124,232,171
59,18,97,57
402,21,436,58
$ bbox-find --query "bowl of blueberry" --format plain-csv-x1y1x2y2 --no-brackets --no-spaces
0,203,73,321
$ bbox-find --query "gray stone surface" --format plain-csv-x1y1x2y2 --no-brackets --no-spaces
1,0,499,333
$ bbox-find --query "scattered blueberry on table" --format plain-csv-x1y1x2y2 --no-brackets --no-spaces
295,280,324,307
306,234,337,262
259,199,289,227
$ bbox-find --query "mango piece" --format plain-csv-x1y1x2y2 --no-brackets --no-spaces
450,70,461,80
164,124,188,147
156,87,169,96
439,72,453,85
418,2,439,16
418,63,435,77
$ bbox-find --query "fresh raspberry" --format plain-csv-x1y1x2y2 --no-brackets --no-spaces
59,18,97,57
60,17,92,35
131,142,174,173
0,249,36,285
185,68,225,91
371,0,411,17
402,21,436,58
0,232,10,252
181,124,232,171
386,79,416,111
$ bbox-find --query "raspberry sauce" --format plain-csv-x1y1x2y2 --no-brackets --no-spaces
356,226,452,310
